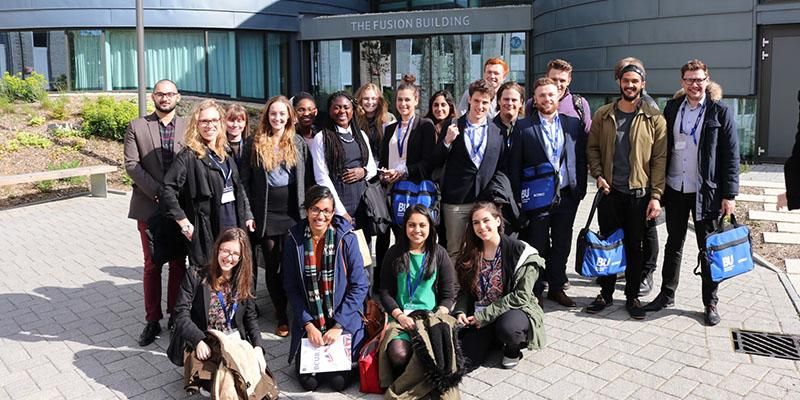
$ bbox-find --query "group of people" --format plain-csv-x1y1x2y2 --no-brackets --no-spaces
123,54,742,396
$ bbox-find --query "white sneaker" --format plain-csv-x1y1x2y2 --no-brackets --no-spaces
198,388,211,398
501,355,520,369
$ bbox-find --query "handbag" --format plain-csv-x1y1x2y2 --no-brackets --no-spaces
520,138,567,213
362,177,392,235
353,229,373,267
575,191,627,277
390,179,440,225
357,299,387,394
696,214,754,282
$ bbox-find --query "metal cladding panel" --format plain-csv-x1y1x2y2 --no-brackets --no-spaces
757,6,800,25
628,13,754,44
553,0,658,29
539,22,629,52
660,0,754,17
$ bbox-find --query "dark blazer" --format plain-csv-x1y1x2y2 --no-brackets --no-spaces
664,93,739,220
431,115,504,204
282,216,370,363
509,113,588,213
174,267,263,349
239,134,308,239
492,114,519,174
785,91,800,210
159,148,253,267
379,115,436,181
124,113,186,221
378,244,457,313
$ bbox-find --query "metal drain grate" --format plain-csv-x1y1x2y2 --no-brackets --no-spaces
731,329,800,360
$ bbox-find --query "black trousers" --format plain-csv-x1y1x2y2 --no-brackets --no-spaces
253,235,289,324
520,189,579,296
596,189,649,300
660,187,719,306
459,309,530,371
642,220,660,277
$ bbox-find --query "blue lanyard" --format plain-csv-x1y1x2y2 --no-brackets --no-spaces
209,153,232,186
679,101,705,146
540,114,562,162
479,246,502,298
466,120,487,160
406,252,427,301
396,116,413,158
216,291,238,330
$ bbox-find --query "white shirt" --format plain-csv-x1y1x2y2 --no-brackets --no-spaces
387,117,413,175
309,125,378,216
667,95,706,194
464,119,489,169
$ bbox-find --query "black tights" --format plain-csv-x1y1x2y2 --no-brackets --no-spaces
386,339,412,377
294,355,353,392
253,235,288,324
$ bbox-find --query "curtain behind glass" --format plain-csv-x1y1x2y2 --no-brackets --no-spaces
208,31,234,96
238,32,264,99
108,31,137,90
267,33,287,97
72,30,103,90
145,30,205,93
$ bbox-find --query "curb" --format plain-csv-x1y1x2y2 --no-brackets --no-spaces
689,221,800,316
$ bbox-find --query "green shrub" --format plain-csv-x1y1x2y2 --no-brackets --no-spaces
42,96,69,120
14,132,53,148
52,125,85,139
80,96,138,141
0,139,20,153
0,96,13,114
28,115,45,127
52,74,68,92
121,172,133,186
2,71,47,102
35,159,83,192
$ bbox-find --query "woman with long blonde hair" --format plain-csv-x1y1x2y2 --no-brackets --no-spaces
160,99,255,268
355,82,395,158
240,95,308,337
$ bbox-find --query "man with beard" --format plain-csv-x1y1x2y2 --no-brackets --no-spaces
493,81,524,170
642,60,739,326
510,77,586,308
524,59,592,137
457,57,508,119
124,79,187,346
585,62,667,320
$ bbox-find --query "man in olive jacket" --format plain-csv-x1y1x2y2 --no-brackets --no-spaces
585,62,667,320
123,79,187,346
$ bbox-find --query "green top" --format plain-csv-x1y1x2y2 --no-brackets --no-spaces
393,251,437,341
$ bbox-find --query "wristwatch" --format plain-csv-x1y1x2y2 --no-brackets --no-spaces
181,224,192,233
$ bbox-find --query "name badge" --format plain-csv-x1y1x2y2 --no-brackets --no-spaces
403,309,414,316
675,141,687,151
221,186,235,204
225,328,239,339
474,302,486,314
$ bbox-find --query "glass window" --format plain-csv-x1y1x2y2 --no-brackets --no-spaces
69,30,104,90
238,32,265,99
107,30,137,90
267,33,289,97
312,40,353,103
208,31,235,97
145,30,206,93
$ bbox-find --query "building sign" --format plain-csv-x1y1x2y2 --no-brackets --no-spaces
299,5,532,41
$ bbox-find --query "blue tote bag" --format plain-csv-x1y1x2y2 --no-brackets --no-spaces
696,214,754,282
574,191,627,277
390,180,439,225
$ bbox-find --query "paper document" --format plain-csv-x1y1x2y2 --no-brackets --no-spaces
299,333,352,374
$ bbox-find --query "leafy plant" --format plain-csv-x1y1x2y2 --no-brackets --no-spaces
35,159,83,192
14,132,52,148
28,115,45,127
52,125,85,139
80,96,138,141
52,74,68,92
42,96,69,120
121,172,133,186
2,71,47,102
0,96,13,114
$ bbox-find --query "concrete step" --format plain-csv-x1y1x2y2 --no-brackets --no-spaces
777,223,800,233
738,193,774,203
749,210,800,223
764,188,785,196
763,232,800,245
786,259,800,274
763,203,778,211
740,180,786,189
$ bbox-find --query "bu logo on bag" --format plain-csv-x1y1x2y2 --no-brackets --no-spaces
574,191,627,277
699,214,753,282
520,163,557,212
391,180,439,225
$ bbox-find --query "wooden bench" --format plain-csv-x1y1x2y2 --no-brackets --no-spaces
0,165,118,197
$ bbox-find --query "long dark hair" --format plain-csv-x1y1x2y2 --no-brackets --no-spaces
304,184,336,212
424,89,456,125
454,201,504,296
394,205,439,280
208,227,254,300
323,91,370,176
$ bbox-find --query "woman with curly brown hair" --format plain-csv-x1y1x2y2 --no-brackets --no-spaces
453,201,545,371
355,82,395,158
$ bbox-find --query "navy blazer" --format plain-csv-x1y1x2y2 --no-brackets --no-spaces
509,113,587,212
432,115,505,204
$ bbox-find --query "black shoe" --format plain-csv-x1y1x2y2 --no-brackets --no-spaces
547,289,577,307
626,298,646,320
705,304,721,326
642,293,675,312
138,321,161,346
586,294,612,314
639,272,653,297
167,315,176,331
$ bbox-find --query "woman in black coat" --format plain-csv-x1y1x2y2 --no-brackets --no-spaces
239,95,307,337
160,100,254,268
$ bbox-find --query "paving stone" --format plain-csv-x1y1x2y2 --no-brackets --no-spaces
763,231,800,244
719,373,760,396
658,375,699,398
476,382,521,400
598,378,640,399
691,383,743,400
536,381,580,400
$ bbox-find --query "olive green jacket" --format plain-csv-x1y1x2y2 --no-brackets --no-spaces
586,100,667,200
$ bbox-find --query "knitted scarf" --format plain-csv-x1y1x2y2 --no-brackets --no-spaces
303,225,336,332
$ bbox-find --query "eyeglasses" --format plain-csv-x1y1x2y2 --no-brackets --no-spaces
199,119,220,126
309,206,334,218
153,92,179,99
682,77,708,85
219,249,241,260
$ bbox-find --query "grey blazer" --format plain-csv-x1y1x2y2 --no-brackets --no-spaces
124,112,187,221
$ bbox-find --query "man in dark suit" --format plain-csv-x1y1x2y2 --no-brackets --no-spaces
433,79,505,256
510,77,587,308
123,79,187,346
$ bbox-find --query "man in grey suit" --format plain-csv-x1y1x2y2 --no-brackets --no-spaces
124,79,187,346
